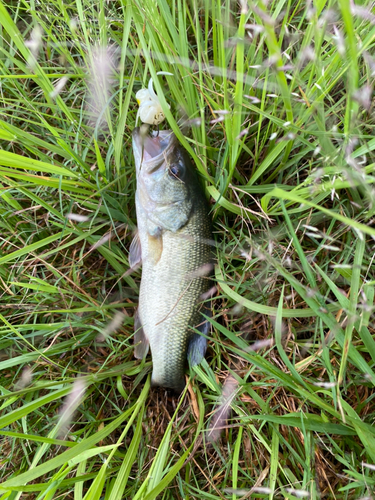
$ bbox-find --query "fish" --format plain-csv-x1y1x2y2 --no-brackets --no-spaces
131,126,213,392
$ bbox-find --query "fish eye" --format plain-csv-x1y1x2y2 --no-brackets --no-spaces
169,163,184,179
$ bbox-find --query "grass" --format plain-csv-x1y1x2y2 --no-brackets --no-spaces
0,0,375,498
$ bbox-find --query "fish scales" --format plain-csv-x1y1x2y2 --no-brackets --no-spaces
138,192,212,390
132,127,213,392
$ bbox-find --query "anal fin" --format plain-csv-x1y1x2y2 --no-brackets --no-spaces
187,308,211,367
134,309,149,359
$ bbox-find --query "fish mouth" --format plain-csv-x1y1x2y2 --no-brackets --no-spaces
132,127,175,173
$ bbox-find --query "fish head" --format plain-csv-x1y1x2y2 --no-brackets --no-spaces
132,127,195,232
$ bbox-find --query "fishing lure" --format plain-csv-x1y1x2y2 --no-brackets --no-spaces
135,72,173,126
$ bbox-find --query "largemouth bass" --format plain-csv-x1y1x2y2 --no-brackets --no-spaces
131,127,213,392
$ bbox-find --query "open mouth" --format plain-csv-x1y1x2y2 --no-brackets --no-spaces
143,135,170,161
133,127,174,163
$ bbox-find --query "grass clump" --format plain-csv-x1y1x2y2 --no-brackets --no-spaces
0,0,375,498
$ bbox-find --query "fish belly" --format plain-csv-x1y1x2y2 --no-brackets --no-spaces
139,223,210,391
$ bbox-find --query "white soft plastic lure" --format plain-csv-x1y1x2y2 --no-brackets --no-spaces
136,72,173,126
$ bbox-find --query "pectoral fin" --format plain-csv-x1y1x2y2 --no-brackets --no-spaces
187,309,211,367
129,231,142,268
134,309,149,359
148,233,163,265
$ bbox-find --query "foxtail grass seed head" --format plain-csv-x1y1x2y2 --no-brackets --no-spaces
285,489,310,499
253,487,273,494
252,6,274,26
306,2,316,20
300,46,316,63
313,381,337,388
225,488,273,495
270,314,287,335
229,302,244,316
303,225,318,232
58,378,86,439
25,25,42,69
185,263,214,280
320,244,341,251
207,375,239,443
98,311,126,341
333,26,346,56
352,85,373,111
185,117,202,128
90,233,111,251
246,338,274,352
364,52,375,76
236,128,248,140
244,94,261,103
224,490,250,496
14,367,33,390
353,228,365,241
66,213,90,222
252,487,274,494
318,8,338,25
279,64,294,72
362,462,375,471
244,24,264,34
86,46,116,130
50,77,68,99
200,285,217,301
240,249,251,260
306,232,323,239
239,0,248,14
210,116,224,124
284,256,293,267
284,132,296,140
351,4,375,24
